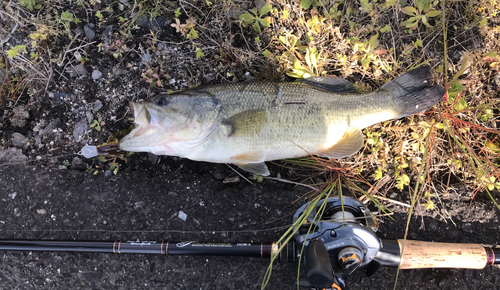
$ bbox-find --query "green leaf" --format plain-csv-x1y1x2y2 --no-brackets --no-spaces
401,6,417,16
425,10,441,18
253,21,261,33
187,28,199,39
174,7,181,17
380,24,391,33
259,18,270,27
239,13,254,23
6,45,27,58
262,49,271,57
300,0,311,10
368,34,379,50
402,17,419,28
421,15,432,27
195,47,204,59
479,17,487,27
249,7,258,16
260,4,272,17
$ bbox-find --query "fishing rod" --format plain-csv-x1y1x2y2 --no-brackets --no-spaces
0,197,499,290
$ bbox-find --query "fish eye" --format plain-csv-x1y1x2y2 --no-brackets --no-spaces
156,96,169,106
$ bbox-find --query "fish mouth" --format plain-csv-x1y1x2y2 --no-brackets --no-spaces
118,102,165,152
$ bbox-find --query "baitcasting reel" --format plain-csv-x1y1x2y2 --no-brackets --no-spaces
293,197,380,289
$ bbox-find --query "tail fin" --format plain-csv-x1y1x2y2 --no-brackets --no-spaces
381,65,445,118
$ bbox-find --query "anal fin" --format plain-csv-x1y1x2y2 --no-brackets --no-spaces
236,162,270,176
316,128,364,159
231,151,270,176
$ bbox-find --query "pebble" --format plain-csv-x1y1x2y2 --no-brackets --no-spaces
112,65,128,76
141,50,151,65
37,209,47,215
93,100,103,112
494,73,500,88
223,176,240,183
84,25,95,40
92,70,102,80
74,64,88,76
102,25,113,39
178,211,187,221
11,132,28,149
211,169,226,180
70,156,87,170
86,111,94,125
73,119,88,142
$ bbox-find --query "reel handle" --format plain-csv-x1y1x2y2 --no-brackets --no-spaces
304,239,337,289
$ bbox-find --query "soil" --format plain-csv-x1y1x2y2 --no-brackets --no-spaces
0,165,499,290
0,0,499,289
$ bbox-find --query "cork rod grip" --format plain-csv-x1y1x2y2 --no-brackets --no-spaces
397,240,488,269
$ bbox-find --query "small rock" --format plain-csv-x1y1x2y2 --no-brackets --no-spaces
212,169,226,180
84,25,95,40
178,211,187,221
138,16,166,32
93,100,103,112
37,209,47,215
92,70,102,80
223,176,240,183
8,192,17,199
494,73,500,88
48,92,69,99
112,65,128,76
11,106,29,127
40,119,59,137
58,165,67,170
254,0,267,12
104,170,112,177
74,64,88,76
0,148,27,164
73,119,88,142
86,111,94,125
14,208,21,217
141,50,151,65
11,133,28,149
102,25,113,40
70,156,86,170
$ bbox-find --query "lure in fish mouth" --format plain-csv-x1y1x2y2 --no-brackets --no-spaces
119,66,445,176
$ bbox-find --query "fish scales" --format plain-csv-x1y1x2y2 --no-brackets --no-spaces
119,66,445,175
199,82,398,156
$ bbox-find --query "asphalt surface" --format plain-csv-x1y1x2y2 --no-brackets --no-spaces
0,164,499,290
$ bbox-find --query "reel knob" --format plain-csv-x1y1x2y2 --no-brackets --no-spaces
338,247,363,275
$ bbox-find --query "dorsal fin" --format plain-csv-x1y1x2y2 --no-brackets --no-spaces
222,109,267,137
316,128,364,159
301,76,358,93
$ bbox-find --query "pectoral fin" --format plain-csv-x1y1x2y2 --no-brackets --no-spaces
316,128,364,159
301,76,358,93
222,110,267,137
231,151,270,176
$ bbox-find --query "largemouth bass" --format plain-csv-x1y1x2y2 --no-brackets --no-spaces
119,66,445,176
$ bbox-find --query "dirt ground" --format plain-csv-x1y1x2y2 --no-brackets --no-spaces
1,0,500,289
0,165,499,290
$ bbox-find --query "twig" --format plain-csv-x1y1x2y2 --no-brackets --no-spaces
225,164,253,185
262,176,317,190
373,195,411,208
